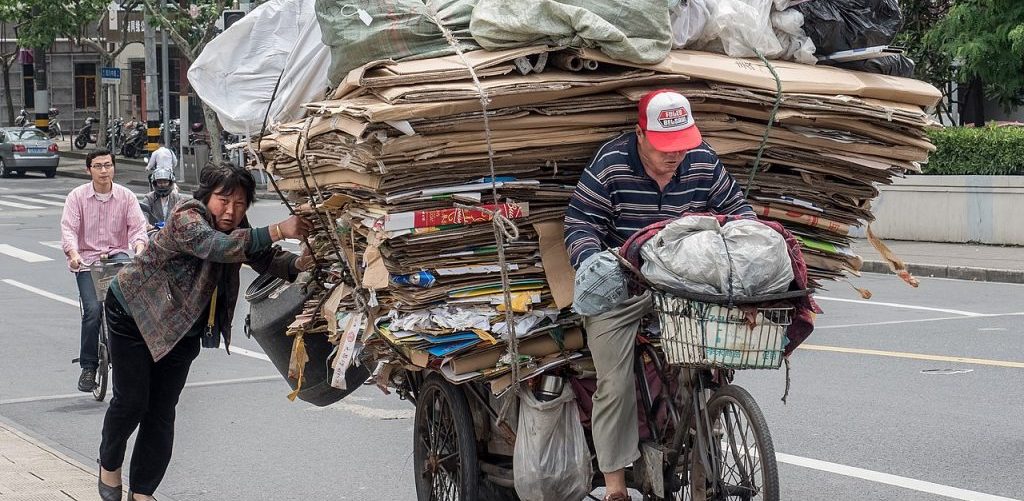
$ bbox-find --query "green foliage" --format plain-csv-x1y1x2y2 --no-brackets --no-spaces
895,0,956,93
6,0,110,48
920,0,1024,108
924,126,1024,175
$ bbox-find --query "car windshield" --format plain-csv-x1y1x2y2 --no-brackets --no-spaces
13,130,46,141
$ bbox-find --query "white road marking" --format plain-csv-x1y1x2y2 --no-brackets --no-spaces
777,452,1021,501
37,193,69,200
0,376,282,405
0,199,45,209
310,401,415,420
0,244,53,263
1,279,78,305
800,344,1024,368
39,240,64,250
815,296,984,317
229,346,272,362
816,312,1024,330
3,195,65,207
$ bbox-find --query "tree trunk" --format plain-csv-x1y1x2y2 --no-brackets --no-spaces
1,57,14,126
203,102,224,164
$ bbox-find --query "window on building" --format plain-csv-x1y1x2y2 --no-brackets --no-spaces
74,63,97,109
23,64,34,108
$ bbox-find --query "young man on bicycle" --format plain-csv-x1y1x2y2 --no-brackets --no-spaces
61,149,148,392
564,90,754,501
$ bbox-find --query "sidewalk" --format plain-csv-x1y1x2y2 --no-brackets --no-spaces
853,238,1024,284
56,138,154,190
0,419,124,500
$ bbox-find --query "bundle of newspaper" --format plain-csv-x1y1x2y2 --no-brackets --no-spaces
257,47,940,386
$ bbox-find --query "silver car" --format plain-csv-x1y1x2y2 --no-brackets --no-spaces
0,127,60,178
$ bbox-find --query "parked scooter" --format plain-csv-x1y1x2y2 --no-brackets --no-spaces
73,117,99,150
12,108,62,139
45,108,63,140
105,117,125,152
120,120,147,158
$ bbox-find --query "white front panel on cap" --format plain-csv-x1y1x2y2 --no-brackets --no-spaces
645,93,695,132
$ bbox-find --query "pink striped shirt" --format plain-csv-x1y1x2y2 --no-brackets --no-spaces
60,182,148,271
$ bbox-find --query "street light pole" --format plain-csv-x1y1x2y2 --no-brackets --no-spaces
160,0,170,147
144,11,159,158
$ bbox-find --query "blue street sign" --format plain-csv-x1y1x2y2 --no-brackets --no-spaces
100,67,121,84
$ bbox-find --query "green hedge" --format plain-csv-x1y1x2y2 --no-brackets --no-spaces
923,126,1024,175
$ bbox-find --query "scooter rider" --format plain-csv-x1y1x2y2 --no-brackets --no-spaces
141,168,182,229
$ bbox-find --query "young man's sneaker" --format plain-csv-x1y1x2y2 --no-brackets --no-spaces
78,368,97,392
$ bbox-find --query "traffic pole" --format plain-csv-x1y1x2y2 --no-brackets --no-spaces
32,46,48,135
144,12,160,155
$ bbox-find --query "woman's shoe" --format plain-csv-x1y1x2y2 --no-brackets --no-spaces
127,490,157,501
98,477,122,501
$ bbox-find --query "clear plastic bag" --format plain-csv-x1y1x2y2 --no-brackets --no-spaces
771,9,817,66
670,0,710,49
513,385,592,501
697,0,782,58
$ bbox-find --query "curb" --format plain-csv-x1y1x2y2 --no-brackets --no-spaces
0,417,179,501
861,260,1024,285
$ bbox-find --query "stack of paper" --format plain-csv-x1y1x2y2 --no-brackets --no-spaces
258,47,940,387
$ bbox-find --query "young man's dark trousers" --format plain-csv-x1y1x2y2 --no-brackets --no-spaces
75,271,101,370
99,290,200,496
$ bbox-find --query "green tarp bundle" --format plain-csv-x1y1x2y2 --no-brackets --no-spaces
469,0,673,65
316,0,480,86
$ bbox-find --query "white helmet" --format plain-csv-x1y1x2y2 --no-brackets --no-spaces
151,168,175,196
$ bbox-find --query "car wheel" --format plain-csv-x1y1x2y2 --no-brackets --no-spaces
45,168,56,178
0,159,10,178
15,170,25,177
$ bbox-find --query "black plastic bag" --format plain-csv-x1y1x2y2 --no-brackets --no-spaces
834,54,916,78
797,0,903,55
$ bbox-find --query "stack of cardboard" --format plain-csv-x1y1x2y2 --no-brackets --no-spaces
257,47,940,387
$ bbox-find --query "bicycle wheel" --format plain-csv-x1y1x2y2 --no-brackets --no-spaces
413,375,479,501
704,384,779,501
93,316,109,402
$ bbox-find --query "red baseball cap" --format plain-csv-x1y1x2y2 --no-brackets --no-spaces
638,89,702,152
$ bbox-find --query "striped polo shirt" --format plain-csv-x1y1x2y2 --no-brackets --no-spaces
564,132,754,269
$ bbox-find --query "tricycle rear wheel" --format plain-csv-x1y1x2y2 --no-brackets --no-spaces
414,375,480,501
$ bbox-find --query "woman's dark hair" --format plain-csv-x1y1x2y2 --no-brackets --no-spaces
86,149,116,169
193,162,257,207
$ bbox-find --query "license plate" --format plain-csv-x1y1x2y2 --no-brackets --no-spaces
29,147,46,154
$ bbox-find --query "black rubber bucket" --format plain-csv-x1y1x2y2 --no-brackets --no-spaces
244,273,370,407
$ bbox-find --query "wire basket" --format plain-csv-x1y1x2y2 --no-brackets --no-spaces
88,260,130,300
652,291,794,369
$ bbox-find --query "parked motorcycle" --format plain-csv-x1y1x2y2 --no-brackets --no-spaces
12,108,62,140
120,120,147,158
158,118,182,151
73,117,98,150
45,108,63,141
105,118,125,152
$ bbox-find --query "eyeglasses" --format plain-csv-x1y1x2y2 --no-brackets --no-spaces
91,163,114,170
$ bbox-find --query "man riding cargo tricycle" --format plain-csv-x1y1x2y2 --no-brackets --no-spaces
245,90,818,501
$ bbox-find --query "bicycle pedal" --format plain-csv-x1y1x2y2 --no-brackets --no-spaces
71,358,81,364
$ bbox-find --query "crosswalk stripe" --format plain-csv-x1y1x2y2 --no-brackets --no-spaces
39,241,64,250
3,195,65,207
0,244,52,262
37,193,68,200
0,199,45,210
